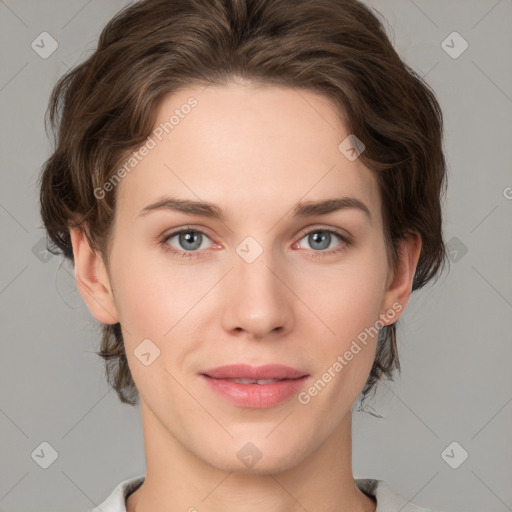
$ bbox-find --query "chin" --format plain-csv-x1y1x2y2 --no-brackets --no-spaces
197,435,311,476
210,453,306,476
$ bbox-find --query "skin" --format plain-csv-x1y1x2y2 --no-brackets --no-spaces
70,79,421,512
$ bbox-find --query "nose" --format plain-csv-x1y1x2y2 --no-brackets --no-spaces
221,249,293,340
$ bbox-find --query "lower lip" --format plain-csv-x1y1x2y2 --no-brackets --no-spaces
201,375,309,408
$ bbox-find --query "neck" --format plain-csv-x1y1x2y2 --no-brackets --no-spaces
127,401,376,512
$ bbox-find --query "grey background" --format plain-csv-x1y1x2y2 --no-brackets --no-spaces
0,1,511,511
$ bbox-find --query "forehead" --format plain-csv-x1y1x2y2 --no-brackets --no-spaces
114,81,381,228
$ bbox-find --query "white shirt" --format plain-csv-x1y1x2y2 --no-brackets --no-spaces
89,474,447,512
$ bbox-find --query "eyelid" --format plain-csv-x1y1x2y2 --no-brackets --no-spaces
162,224,215,240
295,223,352,241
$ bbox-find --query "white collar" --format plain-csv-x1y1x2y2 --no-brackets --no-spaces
90,474,438,512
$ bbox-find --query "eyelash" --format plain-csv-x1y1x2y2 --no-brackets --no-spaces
160,226,352,260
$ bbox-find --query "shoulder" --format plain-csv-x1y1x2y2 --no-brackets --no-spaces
356,478,450,512
88,475,145,512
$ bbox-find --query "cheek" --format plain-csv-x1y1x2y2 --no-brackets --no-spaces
111,262,190,404
297,248,388,404
306,254,388,343
300,271,385,412
108,244,208,380
108,240,186,335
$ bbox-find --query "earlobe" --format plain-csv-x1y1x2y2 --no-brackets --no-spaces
69,226,119,325
380,232,422,325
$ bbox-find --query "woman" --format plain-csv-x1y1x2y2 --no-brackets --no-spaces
38,0,449,510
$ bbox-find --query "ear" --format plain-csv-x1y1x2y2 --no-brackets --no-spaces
69,226,119,325
380,232,422,325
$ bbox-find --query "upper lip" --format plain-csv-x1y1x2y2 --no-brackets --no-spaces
201,364,308,380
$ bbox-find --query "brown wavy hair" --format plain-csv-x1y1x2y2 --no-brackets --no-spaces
38,0,448,412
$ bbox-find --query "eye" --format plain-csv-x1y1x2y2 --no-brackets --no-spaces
161,227,214,259
294,228,351,257
160,226,352,260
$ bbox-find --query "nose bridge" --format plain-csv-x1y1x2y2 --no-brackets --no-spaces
224,234,292,337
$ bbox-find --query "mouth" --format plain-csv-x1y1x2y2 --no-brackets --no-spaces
199,364,310,408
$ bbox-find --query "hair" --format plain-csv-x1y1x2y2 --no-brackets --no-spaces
38,0,448,412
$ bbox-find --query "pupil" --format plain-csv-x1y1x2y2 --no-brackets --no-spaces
311,231,329,250
181,231,201,250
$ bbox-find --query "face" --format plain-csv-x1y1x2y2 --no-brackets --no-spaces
72,80,420,474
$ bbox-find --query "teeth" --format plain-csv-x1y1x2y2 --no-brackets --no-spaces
228,378,280,385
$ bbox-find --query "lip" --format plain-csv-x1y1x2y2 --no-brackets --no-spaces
199,364,310,408
201,364,308,380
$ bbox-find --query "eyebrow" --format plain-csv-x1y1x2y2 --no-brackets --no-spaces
138,196,372,223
